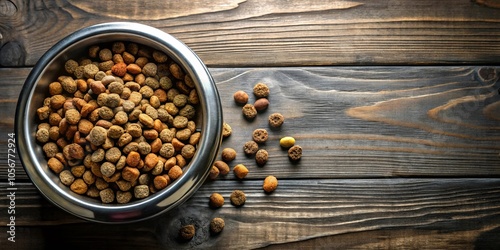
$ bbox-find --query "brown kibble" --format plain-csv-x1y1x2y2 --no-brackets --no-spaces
153,175,170,190
254,98,269,111
126,151,141,167
134,185,150,199
122,166,140,182
36,128,50,143
222,122,232,138
142,62,157,77
59,170,75,186
288,145,303,161
176,154,187,168
263,175,278,193
144,153,159,170
213,161,230,175
209,192,224,208
233,164,249,179
253,82,270,98
99,188,115,203
88,126,107,146
230,190,246,206
179,224,195,241
169,63,185,80
268,113,284,128
209,165,220,180
63,143,85,160
50,95,66,110
252,128,268,143
221,148,237,162
255,149,269,166
210,218,225,234
233,90,249,104
48,157,65,174
181,144,196,159
242,104,257,120
49,82,63,95
70,179,88,195
168,165,183,180
243,141,259,155
111,62,127,77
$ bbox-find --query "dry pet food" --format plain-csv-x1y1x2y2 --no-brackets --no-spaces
179,224,196,240
252,128,268,143
222,122,232,138
279,136,295,148
233,164,249,179
255,149,268,166
209,192,225,208
253,82,270,98
262,175,278,193
242,104,257,120
268,113,284,128
288,145,303,161
210,217,225,234
230,190,246,206
221,148,237,162
253,98,269,111
233,90,249,104
35,41,202,204
243,140,259,155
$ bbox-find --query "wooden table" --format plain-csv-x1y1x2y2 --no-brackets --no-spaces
1,0,500,249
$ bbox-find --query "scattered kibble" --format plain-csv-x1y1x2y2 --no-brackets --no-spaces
34,41,202,204
263,175,278,193
242,104,257,120
179,224,196,240
279,136,295,148
209,192,225,208
233,90,249,104
230,190,246,206
210,217,225,234
255,149,268,166
268,113,284,128
253,98,269,111
252,128,268,143
288,145,303,161
221,148,237,162
253,82,270,98
222,122,232,138
213,160,230,175
243,140,259,155
233,164,249,179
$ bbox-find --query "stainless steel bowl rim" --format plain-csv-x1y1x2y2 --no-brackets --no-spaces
15,22,223,223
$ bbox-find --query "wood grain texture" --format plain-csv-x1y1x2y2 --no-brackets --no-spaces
1,66,499,181
1,179,500,249
1,0,500,67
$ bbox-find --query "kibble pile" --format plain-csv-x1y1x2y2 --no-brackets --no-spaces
35,41,201,204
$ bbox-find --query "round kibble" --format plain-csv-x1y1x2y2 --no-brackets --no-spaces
209,192,225,208
280,136,295,148
263,175,278,193
252,128,268,143
268,113,284,128
179,225,195,241
100,188,115,203
70,179,88,195
255,149,268,166
210,218,225,234
88,126,107,146
253,82,270,98
233,164,249,179
242,104,257,120
221,148,237,162
288,145,303,161
243,141,259,155
233,90,249,104
230,190,246,206
59,170,75,186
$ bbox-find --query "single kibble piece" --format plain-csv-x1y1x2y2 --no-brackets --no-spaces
255,149,268,166
221,148,237,162
253,82,270,98
233,90,249,104
214,160,230,175
242,104,257,120
210,217,225,234
243,140,259,155
252,128,268,143
134,184,150,199
263,175,278,193
233,164,249,179
268,113,284,128
279,136,295,148
288,145,303,161
222,122,232,138
230,190,246,206
179,225,195,241
209,192,225,208
253,98,269,111
209,165,220,180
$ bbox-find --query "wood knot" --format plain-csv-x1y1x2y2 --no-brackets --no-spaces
0,0,17,17
0,41,26,66
477,67,498,84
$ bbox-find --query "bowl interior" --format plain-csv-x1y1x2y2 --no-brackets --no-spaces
16,23,222,223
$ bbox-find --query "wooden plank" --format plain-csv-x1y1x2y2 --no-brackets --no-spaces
1,179,500,249
1,66,499,181
1,0,500,67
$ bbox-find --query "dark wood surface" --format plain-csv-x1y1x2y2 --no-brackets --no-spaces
1,0,500,249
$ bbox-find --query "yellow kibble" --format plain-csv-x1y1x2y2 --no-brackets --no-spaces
279,136,295,148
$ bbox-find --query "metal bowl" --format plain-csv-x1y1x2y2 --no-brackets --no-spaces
15,22,223,223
